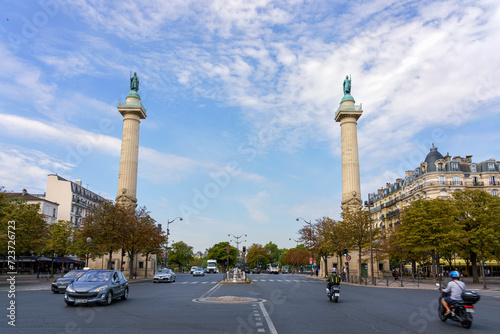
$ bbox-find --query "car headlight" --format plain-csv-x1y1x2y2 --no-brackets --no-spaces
66,285,75,293
90,285,109,292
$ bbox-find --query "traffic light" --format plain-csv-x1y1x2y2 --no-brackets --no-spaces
242,246,246,253
343,248,348,256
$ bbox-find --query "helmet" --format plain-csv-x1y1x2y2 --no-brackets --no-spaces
450,271,460,279
331,268,337,273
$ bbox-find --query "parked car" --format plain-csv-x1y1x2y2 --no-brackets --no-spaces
64,270,128,306
244,267,250,274
51,270,87,293
252,268,260,274
153,269,176,283
193,267,205,276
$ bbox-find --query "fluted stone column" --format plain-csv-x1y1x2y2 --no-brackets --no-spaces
116,91,147,207
334,94,363,211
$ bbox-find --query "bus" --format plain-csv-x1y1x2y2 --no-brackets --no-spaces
267,263,279,274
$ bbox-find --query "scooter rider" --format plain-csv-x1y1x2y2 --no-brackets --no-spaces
441,271,466,316
327,268,341,290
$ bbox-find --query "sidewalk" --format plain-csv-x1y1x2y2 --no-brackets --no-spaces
306,275,500,292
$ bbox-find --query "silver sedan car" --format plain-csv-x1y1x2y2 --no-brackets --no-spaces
193,267,205,276
153,269,176,283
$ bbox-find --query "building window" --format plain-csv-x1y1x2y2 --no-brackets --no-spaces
439,176,445,185
440,190,447,196
451,162,459,171
470,164,476,172
139,262,144,269
488,162,495,171
453,176,460,185
438,163,444,171
423,178,426,187
53,208,56,217
492,190,498,196
489,176,496,185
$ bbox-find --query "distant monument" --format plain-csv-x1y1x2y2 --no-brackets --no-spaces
130,72,139,92
116,72,147,207
343,75,351,95
334,75,363,211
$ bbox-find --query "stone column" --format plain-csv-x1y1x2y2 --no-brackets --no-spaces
334,94,363,211
116,91,147,207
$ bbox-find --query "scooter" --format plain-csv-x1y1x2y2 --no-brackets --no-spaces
326,285,340,303
436,283,480,329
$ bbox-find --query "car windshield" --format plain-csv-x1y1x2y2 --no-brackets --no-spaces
63,271,85,278
159,269,172,274
78,271,112,282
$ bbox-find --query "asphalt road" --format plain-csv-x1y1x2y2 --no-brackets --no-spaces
1,273,500,334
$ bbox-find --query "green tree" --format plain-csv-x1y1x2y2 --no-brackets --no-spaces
283,248,309,270
141,223,167,278
340,209,380,277
45,220,74,277
169,241,194,270
82,201,130,269
396,198,460,278
265,241,281,264
452,189,500,283
0,197,49,256
206,241,237,269
246,243,271,268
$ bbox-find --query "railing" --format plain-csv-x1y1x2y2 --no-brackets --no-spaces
118,100,148,114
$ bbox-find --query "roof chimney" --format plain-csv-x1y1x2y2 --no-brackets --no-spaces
75,179,82,186
22,189,27,196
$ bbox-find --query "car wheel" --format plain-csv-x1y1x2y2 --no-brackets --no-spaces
65,301,75,307
104,291,113,306
121,288,128,300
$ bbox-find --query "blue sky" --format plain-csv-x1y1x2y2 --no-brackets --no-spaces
1,0,499,253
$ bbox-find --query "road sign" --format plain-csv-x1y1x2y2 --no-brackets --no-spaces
346,255,351,261
313,260,316,264
309,257,312,261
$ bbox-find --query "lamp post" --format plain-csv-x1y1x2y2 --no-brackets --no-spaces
290,238,299,274
374,239,380,278
364,194,375,285
86,237,93,269
165,217,182,268
228,234,247,268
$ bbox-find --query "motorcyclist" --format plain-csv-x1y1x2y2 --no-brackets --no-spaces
326,268,341,291
441,270,466,316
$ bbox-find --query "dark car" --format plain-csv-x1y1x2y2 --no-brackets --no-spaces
244,267,250,274
64,270,128,306
51,270,87,293
252,268,260,274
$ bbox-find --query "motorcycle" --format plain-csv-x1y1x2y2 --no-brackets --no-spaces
436,283,480,329
326,285,340,303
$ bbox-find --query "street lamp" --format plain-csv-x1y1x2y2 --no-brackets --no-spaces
290,238,299,274
165,217,182,268
364,194,375,286
228,234,247,268
85,237,93,269
374,239,380,278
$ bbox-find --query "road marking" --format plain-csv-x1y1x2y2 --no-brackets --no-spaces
269,279,274,282
180,282,189,284
260,280,266,281
259,302,278,334
199,282,222,299
191,282,197,284
201,282,208,284
258,329,265,333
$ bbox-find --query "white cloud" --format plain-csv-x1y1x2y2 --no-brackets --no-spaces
238,190,271,223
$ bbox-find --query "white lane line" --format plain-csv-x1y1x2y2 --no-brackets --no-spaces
258,329,265,333
259,301,278,334
201,282,208,284
199,282,222,299
180,282,189,284
190,282,198,284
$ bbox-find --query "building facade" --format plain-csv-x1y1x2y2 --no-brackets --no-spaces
45,174,106,227
368,145,500,231
7,189,59,224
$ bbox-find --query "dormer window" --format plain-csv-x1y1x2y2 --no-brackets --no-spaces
438,163,444,171
470,163,477,173
488,162,495,171
451,162,459,171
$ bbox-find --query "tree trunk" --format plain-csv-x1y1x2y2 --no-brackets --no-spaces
358,245,362,278
470,251,479,284
412,260,417,279
144,253,149,278
50,252,55,278
108,250,113,270
129,252,135,279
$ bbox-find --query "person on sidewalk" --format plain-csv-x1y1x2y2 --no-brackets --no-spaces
441,271,466,316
